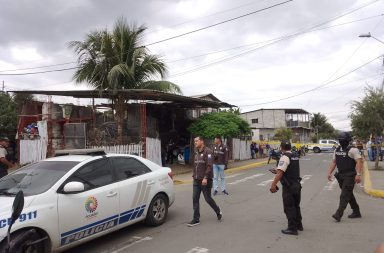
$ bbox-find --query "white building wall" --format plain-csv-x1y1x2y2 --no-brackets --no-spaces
240,109,286,129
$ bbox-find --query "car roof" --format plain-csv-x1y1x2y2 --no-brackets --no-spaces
43,155,98,162
42,153,139,163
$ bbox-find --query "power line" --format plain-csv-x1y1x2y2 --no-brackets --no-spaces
0,61,76,73
1,12,380,75
0,0,292,76
0,67,78,76
239,55,383,107
169,0,383,77
0,0,379,76
145,0,271,35
165,14,383,64
144,0,293,47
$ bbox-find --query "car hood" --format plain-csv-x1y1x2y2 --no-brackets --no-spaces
0,196,34,216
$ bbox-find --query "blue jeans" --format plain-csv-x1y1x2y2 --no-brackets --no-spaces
213,164,226,191
368,148,373,161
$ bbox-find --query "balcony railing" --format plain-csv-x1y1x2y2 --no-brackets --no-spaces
286,121,310,128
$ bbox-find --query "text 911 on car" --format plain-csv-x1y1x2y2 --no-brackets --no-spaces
0,150,175,253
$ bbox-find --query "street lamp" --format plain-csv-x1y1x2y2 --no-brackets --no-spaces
359,32,384,45
359,32,384,92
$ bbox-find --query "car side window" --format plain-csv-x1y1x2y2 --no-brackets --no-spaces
329,141,337,144
320,140,326,144
69,158,113,191
111,157,151,181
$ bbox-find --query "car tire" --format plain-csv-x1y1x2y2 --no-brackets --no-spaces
313,147,321,153
145,194,169,226
0,229,46,253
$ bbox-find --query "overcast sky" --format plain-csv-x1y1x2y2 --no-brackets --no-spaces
1,0,384,130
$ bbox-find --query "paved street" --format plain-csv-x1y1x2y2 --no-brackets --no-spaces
65,152,384,253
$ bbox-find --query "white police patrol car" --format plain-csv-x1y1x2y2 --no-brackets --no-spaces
0,150,175,252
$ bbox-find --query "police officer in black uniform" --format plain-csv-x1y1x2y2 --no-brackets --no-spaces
270,140,302,235
327,132,363,222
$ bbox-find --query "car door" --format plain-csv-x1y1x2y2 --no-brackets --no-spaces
110,156,154,226
57,158,119,247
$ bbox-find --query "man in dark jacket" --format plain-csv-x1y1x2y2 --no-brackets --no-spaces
188,136,222,227
270,140,302,235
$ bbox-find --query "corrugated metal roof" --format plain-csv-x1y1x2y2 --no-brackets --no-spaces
10,89,235,108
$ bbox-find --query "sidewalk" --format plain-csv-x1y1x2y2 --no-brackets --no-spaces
169,157,270,184
364,160,384,198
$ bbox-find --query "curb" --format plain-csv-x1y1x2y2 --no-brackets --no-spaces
363,160,384,198
173,160,269,185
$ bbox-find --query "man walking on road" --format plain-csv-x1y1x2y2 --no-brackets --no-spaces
0,137,14,178
270,140,303,235
188,136,222,227
327,132,363,222
213,136,229,196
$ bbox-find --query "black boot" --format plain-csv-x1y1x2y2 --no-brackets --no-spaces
348,212,362,219
332,213,341,222
281,229,298,235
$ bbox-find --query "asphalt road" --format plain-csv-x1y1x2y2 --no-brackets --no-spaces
64,152,384,253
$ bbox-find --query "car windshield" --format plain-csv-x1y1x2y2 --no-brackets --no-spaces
0,161,79,196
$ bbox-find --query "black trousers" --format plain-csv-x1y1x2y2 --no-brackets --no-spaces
0,168,7,178
335,172,359,217
282,182,302,231
193,179,220,221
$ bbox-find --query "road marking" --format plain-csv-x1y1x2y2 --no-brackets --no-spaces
301,175,312,184
226,173,245,179
105,236,152,253
323,180,338,191
185,247,210,253
257,179,274,186
228,173,265,185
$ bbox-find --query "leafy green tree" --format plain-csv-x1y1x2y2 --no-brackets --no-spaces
69,18,182,143
350,86,384,169
310,112,336,142
0,92,17,138
188,111,250,139
273,127,293,141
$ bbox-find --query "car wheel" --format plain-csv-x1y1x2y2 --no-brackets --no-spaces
313,147,321,153
145,194,168,226
0,229,46,253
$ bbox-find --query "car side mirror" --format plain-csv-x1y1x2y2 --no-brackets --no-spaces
63,182,85,193
11,190,24,224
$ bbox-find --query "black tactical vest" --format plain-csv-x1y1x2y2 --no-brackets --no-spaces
335,146,356,174
282,152,300,182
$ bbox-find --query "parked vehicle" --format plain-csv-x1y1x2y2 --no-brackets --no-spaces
0,149,175,253
307,139,339,153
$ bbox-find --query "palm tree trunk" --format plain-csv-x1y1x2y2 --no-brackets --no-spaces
115,96,125,145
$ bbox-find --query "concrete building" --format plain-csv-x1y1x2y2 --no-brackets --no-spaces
240,108,311,142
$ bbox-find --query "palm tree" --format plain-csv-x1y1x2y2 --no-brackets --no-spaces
69,18,182,143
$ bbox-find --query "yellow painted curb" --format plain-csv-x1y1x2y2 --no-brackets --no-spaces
363,160,384,198
173,160,269,185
